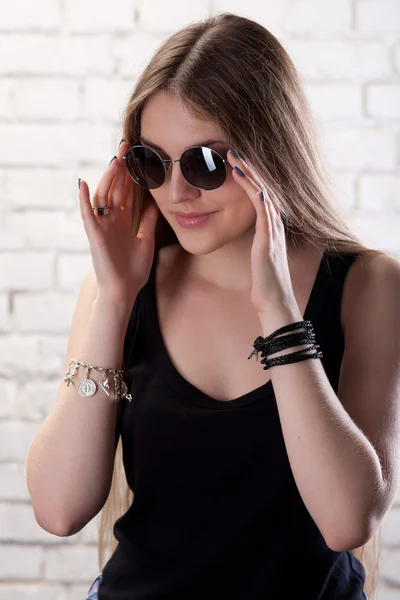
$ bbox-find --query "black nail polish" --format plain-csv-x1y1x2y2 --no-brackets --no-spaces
78,178,81,190
119,139,125,147
234,166,246,177
109,155,117,165
229,147,241,159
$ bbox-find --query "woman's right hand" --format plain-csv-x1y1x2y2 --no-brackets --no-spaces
78,141,160,305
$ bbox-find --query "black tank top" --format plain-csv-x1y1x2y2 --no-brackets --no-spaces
98,248,367,600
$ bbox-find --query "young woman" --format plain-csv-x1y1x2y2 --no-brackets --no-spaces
26,12,400,600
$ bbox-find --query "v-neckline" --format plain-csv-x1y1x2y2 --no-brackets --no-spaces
144,250,328,410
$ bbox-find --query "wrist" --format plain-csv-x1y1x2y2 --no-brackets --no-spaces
94,291,137,314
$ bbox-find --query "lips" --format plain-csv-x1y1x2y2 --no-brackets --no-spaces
175,212,214,217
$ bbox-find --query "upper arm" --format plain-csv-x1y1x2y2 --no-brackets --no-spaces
338,252,400,516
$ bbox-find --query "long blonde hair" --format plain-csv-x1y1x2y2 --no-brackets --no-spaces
97,12,384,598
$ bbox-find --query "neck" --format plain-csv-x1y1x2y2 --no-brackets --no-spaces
174,233,310,294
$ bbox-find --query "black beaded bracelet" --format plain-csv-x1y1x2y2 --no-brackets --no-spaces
260,345,323,371
248,319,323,371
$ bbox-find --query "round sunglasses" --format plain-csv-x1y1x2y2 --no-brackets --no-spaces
122,144,228,191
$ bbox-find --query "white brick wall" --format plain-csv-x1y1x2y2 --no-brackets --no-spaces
1,1,399,599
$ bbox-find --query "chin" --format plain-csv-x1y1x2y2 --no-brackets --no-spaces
174,233,232,257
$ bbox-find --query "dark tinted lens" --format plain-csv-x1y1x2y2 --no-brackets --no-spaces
125,146,165,189
181,147,226,190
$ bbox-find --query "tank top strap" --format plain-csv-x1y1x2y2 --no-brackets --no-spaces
307,250,360,394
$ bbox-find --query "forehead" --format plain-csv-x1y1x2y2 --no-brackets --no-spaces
140,90,224,143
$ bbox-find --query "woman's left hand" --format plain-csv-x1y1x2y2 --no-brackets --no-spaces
227,148,296,314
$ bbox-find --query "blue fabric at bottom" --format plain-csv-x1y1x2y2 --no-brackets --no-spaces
85,573,102,599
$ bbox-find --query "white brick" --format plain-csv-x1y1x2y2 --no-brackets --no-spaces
139,0,209,31
380,547,400,585
0,464,30,500
0,35,114,76
0,585,65,600
0,379,15,419
378,586,400,600
0,123,115,166
211,1,288,37
382,507,400,546
359,174,400,212
58,253,92,291
348,211,400,254
284,0,352,34
366,85,400,119
0,503,62,543
0,79,14,118
322,128,396,170
116,32,165,78
73,516,98,544
39,335,75,375
83,78,132,121
395,45,400,75
14,79,80,120
3,211,88,251
0,336,41,376
0,544,43,578
65,0,135,32
356,0,400,33
306,84,362,121
7,169,77,210
0,334,68,377
0,0,61,30
331,172,357,212
13,292,76,333
0,294,11,332
0,253,54,292
0,228,25,250
16,380,61,422
44,546,98,580
0,422,38,462
286,40,391,80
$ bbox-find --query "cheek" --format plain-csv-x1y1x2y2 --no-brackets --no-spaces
222,183,256,222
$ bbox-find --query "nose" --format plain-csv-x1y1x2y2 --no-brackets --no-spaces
167,159,200,202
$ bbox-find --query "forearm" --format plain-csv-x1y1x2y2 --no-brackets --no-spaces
258,304,385,551
26,294,133,536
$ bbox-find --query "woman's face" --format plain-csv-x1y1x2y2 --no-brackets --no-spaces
139,90,257,255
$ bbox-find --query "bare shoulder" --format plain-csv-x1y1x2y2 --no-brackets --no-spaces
342,249,400,333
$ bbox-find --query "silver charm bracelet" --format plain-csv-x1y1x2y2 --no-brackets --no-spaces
64,358,132,402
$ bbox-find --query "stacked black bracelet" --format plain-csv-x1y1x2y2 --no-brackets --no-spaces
248,320,323,371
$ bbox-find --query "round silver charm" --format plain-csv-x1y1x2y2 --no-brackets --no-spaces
78,378,97,397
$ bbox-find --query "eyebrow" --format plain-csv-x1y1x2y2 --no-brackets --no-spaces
139,136,226,154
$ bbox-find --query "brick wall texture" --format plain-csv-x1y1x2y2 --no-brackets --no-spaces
1,1,399,598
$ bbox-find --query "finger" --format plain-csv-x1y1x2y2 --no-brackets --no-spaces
264,184,281,220
228,149,282,228
228,155,271,232
122,164,135,211
136,195,159,241
227,148,264,188
78,178,101,240
92,154,121,210
109,141,130,209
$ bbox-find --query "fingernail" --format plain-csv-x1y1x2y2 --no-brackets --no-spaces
233,166,246,177
119,139,125,147
260,190,266,203
78,178,81,190
229,147,241,159
109,156,117,165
